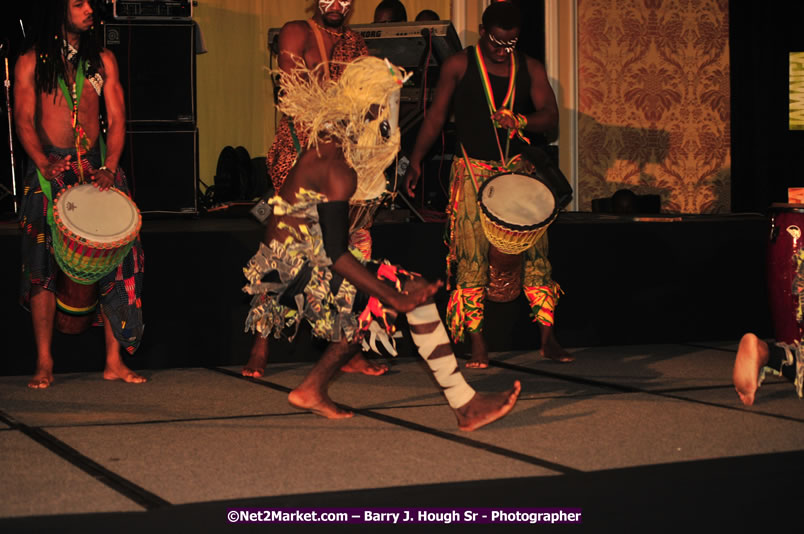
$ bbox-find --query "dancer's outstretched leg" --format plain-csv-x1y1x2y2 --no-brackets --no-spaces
406,300,520,431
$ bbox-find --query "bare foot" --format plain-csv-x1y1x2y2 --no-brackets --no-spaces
243,336,268,377
340,353,388,376
541,336,574,363
288,388,353,419
103,363,147,384
733,333,769,406
454,380,521,431
242,353,268,378
28,366,54,389
466,331,490,369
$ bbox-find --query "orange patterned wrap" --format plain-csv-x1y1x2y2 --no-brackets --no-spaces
446,287,485,342
524,283,562,327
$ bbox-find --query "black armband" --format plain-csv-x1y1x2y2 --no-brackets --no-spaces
317,201,350,263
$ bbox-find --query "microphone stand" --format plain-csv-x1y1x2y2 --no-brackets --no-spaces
2,52,19,215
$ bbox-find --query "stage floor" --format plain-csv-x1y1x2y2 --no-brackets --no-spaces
1,342,801,531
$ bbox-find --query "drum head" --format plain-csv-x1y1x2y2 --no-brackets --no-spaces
479,173,557,230
55,184,140,244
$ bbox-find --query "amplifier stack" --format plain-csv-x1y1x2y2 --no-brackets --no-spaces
105,19,198,213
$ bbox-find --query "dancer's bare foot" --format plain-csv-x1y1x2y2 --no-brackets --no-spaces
103,363,147,384
466,331,490,369
454,380,521,431
288,388,353,419
28,364,54,389
540,326,574,363
242,336,268,377
242,353,268,378
340,353,388,376
733,333,769,406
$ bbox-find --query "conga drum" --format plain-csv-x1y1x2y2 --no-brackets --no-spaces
477,172,559,302
54,272,98,335
767,203,804,344
51,183,142,334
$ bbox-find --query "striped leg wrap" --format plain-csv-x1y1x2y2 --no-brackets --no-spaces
406,304,476,409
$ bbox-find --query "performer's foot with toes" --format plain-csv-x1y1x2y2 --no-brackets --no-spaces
103,349,146,384
465,331,490,368
242,337,269,378
103,364,147,384
733,333,769,406
540,326,574,363
28,362,54,389
454,381,521,431
288,388,354,419
340,353,389,376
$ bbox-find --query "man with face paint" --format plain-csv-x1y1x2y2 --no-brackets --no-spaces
244,57,520,430
248,0,388,378
266,0,365,195
405,1,573,368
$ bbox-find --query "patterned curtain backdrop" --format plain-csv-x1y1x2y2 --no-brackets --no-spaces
577,0,730,213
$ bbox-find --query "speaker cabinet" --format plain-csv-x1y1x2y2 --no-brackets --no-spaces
104,21,196,124
121,128,198,213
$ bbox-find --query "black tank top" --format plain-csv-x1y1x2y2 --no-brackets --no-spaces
453,46,543,161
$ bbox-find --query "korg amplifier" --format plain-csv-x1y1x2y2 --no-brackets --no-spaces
113,0,193,20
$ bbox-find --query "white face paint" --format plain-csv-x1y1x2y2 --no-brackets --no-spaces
318,0,352,16
488,33,519,54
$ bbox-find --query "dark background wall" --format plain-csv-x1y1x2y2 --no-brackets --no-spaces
730,0,804,212
0,213,771,377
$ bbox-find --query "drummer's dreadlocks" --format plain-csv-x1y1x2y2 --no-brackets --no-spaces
29,0,104,95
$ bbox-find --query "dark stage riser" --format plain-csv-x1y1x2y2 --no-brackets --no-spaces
0,213,772,376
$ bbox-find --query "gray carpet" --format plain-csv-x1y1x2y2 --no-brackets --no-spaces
1,343,801,531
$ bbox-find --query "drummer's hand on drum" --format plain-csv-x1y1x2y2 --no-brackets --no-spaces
41,155,72,180
403,160,421,197
90,167,115,191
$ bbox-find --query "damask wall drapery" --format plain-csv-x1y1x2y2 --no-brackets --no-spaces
577,0,730,213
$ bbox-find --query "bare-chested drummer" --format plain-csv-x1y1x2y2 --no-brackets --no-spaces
14,0,145,388
242,56,519,429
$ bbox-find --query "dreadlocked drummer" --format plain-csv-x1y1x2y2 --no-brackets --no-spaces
14,0,145,388
243,57,520,429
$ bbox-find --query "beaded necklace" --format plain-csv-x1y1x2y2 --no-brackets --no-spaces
311,18,344,40
57,59,91,183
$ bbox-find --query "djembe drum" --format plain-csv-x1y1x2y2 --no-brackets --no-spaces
767,203,804,344
477,172,559,302
51,183,142,334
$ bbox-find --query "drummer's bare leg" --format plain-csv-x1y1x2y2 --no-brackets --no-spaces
242,334,269,377
101,311,146,384
28,286,56,389
539,324,574,363
466,331,490,369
